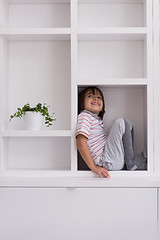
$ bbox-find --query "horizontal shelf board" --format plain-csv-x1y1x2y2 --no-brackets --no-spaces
76,170,152,178
0,28,71,34
8,0,70,3
78,0,145,3
78,27,147,34
0,169,152,178
78,78,148,85
0,171,157,188
0,130,72,137
78,28,147,40
0,28,71,41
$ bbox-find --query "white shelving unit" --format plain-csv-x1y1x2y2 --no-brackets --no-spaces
1,2,160,240
0,0,155,178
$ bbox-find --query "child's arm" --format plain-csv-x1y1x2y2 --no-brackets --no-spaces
76,134,110,178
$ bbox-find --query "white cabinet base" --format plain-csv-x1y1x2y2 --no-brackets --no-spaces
0,187,157,240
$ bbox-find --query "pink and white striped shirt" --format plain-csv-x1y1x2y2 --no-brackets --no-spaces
75,110,108,164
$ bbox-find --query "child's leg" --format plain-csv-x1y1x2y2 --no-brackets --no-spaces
100,118,125,171
122,119,135,170
122,119,147,170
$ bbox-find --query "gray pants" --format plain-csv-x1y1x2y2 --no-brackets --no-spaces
99,118,125,171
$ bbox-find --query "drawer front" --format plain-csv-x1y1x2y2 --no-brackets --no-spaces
0,188,157,240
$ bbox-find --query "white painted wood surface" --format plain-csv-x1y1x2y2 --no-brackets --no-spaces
0,188,157,240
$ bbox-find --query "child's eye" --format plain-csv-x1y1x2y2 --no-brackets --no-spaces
97,96,102,100
88,95,93,98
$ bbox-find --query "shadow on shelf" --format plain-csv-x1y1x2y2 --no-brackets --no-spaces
78,151,90,171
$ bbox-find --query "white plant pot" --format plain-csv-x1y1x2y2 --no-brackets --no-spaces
23,112,43,130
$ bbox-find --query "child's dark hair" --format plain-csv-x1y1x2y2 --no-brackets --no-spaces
78,86,105,120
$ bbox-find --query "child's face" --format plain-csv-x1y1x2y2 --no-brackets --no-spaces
84,90,103,115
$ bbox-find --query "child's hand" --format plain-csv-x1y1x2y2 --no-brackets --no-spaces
91,165,110,178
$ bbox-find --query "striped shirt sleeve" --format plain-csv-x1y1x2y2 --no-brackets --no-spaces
75,112,92,139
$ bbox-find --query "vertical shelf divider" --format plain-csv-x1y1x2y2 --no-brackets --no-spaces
153,0,160,176
0,36,9,172
0,0,8,28
146,0,154,174
71,0,78,172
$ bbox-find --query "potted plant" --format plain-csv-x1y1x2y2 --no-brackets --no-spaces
9,103,55,130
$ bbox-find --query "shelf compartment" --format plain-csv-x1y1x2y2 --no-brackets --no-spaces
0,37,71,131
78,85,147,170
78,39,146,79
0,1,70,28
2,137,71,170
78,0,146,28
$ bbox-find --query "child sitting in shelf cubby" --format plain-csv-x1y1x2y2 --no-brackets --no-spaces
75,86,147,178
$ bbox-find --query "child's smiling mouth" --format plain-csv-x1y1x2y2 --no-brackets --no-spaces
91,102,100,106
